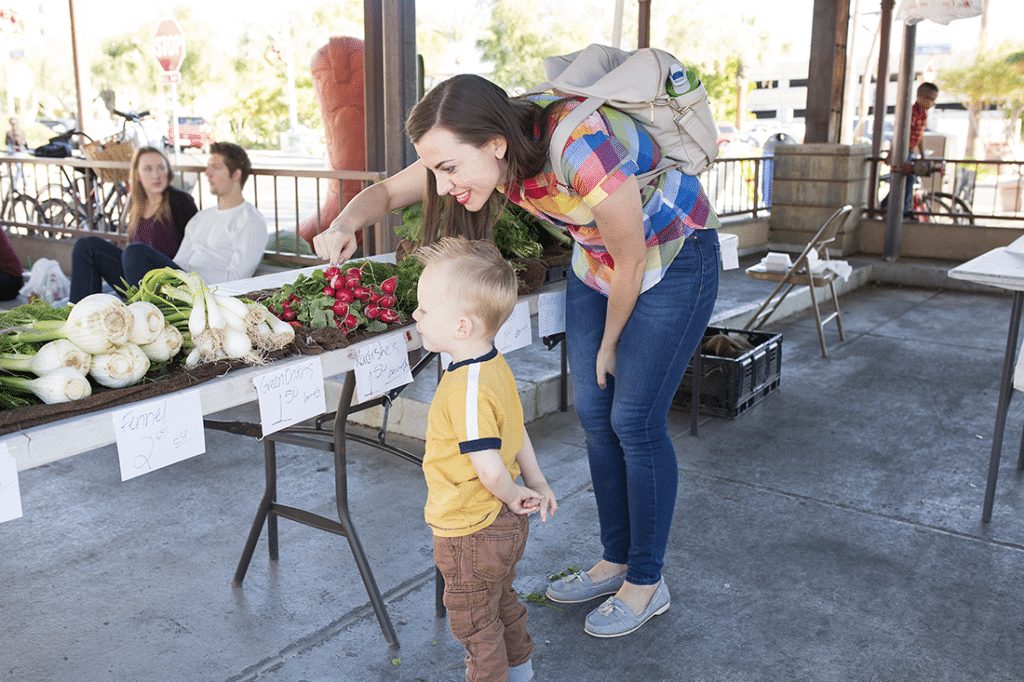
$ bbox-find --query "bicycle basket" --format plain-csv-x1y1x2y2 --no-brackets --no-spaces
81,135,136,184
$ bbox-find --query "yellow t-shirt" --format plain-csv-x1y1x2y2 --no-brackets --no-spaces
423,347,524,537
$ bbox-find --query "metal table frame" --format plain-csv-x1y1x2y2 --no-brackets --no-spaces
204,350,438,649
948,248,1024,522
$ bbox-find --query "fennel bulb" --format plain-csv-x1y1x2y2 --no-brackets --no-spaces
0,367,92,404
89,343,151,389
0,339,91,376
127,301,165,346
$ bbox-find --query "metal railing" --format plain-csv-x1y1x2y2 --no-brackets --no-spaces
698,156,771,219
17,153,1023,263
0,154,386,266
866,156,1024,225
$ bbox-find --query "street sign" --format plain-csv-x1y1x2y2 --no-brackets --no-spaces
153,19,186,73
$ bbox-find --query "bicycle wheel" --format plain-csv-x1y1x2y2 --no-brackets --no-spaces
38,198,88,232
101,183,129,232
3,194,40,229
922,192,974,225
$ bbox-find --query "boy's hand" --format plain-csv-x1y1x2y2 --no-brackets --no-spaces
513,482,557,522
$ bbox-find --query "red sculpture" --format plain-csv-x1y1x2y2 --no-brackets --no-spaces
299,36,366,246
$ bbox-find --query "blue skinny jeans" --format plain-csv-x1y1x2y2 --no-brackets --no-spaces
70,238,181,303
565,229,719,586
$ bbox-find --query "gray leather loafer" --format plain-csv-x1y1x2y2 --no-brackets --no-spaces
584,579,670,638
545,569,627,604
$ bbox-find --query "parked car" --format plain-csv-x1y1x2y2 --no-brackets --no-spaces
164,116,213,150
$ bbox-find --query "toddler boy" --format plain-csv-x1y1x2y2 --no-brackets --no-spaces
414,237,557,682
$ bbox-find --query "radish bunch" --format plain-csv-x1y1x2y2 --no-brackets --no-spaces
264,264,407,333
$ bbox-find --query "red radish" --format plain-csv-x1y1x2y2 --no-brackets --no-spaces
352,286,371,302
288,321,302,328
332,300,349,317
335,288,355,303
322,286,335,297
379,309,400,323
343,267,362,283
324,266,340,279
365,304,380,319
378,294,397,309
344,314,358,328
380,276,398,294
344,276,361,290
369,292,380,303
281,308,297,321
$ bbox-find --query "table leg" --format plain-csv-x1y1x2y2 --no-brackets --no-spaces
691,344,701,437
333,372,400,648
232,440,277,585
982,290,1024,522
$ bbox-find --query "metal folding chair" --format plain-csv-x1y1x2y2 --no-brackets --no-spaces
743,205,853,358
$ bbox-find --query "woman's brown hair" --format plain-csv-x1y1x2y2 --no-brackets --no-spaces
404,74,569,246
125,146,175,238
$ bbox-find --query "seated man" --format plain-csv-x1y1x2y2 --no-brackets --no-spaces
123,141,268,287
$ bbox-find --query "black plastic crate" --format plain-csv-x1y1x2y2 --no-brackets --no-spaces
672,326,783,419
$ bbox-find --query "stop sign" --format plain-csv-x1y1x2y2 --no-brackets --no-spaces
153,19,186,73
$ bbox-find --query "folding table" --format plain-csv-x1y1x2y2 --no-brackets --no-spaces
949,245,1024,522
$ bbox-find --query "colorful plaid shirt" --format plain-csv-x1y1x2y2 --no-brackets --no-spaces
502,96,719,295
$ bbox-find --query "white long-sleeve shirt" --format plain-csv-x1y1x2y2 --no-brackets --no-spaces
174,201,267,284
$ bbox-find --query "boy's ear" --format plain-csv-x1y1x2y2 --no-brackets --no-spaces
454,314,475,340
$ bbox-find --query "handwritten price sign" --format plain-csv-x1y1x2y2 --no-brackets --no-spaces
495,301,532,355
113,391,206,482
253,357,327,436
0,444,22,524
354,331,414,403
538,290,566,338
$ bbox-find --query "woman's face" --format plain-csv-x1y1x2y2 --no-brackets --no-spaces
413,127,508,213
136,152,170,198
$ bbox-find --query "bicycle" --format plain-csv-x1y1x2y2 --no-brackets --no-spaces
33,109,152,234
878,159,974,225
0,157,40,230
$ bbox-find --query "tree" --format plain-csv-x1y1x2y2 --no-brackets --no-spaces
939,42,1024,157
476,0,557,92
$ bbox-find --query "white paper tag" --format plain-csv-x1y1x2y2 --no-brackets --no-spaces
253,357,328,436
720,233,740,270
0,445,23,524
114,391,206,481
354,331,414,403
495,301,532,355
538,291,566,338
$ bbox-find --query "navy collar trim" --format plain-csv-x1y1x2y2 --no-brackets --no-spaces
447,346,498,372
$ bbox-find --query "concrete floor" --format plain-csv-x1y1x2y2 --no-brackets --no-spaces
4,264,1024,682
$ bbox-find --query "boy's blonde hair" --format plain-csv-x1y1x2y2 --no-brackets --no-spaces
416,237,518,339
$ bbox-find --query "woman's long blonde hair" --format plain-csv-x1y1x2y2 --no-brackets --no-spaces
126,146,175,238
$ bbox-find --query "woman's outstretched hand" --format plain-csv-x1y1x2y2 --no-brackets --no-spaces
313,221,358,264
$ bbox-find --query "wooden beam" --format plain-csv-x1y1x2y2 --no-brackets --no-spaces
638,0,651,49
805,0,850,143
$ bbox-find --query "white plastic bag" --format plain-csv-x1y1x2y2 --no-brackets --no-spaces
897,0,984,25
19,258,71,304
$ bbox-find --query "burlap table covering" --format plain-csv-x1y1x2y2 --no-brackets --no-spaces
0,315,406,438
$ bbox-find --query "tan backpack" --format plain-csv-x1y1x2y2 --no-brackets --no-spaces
529,44,720,185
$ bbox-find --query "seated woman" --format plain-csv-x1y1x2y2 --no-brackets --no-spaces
0,228,24,300
68,146,197,303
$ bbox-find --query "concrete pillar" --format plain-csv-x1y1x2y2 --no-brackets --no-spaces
768,143,869,255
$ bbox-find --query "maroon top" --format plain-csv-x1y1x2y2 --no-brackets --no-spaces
0,229,23,278
132,214,183,259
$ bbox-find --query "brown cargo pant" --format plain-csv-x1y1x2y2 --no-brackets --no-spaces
433,505,533,682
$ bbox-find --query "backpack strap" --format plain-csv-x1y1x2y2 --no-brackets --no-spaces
549,98,684,193
547,96,605,191
670,93,719,165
